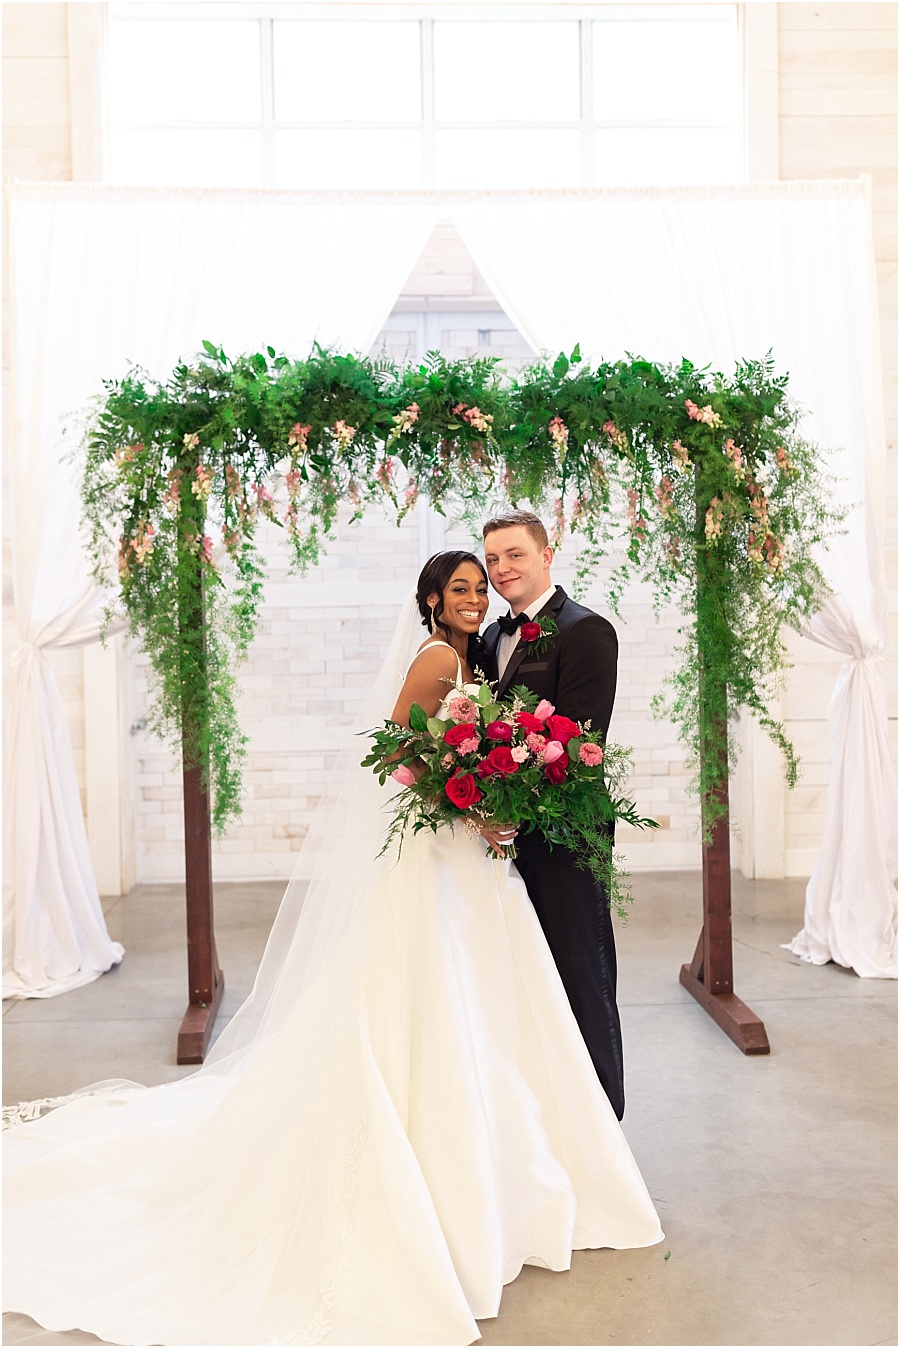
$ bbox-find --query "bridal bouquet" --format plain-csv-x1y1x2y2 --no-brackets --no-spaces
361,680,657,917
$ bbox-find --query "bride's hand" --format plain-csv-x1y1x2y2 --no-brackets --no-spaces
480,822,518,856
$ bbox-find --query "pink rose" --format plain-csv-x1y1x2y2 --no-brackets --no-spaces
534,699,555,720
448,696,477,723
456,737,479,756
579,743,604,767
486,720,513,742
391,764,416,786
541,740,565,764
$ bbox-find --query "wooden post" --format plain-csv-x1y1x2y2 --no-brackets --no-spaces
678,479,770,1055
175,518,224,1065
679,733,770,1054
176,760,224,1064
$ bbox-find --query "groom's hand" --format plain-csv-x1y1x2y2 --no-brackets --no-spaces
481,822,518,855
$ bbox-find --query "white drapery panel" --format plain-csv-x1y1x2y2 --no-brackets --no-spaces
453,180,896,978
5,183,440,998
7,181,894,994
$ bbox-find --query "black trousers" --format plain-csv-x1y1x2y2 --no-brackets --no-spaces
513,833,625,1120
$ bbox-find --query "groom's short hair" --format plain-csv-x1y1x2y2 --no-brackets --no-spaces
482,510,549,551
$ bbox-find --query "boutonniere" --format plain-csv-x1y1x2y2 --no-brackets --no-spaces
518,615,558,657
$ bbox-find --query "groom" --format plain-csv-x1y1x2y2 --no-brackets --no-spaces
481,510,625,1121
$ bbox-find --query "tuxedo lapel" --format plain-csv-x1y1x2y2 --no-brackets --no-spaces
497,587,567,698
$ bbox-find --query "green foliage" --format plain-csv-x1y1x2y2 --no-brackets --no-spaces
79,344,842,836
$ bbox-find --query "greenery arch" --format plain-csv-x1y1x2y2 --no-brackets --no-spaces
81,343,840,834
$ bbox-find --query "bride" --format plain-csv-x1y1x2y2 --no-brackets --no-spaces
4,549,662,1347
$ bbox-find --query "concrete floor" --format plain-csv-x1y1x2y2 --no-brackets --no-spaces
3,872,896,1347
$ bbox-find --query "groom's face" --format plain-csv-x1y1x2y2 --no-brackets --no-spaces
484,526,553,614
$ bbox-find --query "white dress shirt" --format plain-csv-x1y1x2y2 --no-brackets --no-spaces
497,584,558,679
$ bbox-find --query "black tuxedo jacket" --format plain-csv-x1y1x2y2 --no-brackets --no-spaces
482,586,617,742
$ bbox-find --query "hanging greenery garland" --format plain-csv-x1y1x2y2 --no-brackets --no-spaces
80,343,841,833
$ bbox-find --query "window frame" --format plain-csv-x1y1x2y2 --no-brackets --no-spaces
107,1,748,189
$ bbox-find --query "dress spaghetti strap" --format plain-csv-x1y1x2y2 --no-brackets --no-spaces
406,640,463,682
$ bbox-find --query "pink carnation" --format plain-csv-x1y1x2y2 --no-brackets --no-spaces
448,696,477,723
510,744,530,763
526,732,547,753
391,764,416,786
534,699,555,720
457,737,479,756
542,740,565,764
579,742,604,767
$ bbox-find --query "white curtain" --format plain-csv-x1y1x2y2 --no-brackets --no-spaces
5,183,439,998
8,180,894,995
452,180,896,978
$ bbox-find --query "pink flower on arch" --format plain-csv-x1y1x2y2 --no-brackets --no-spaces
548,416,569,450
685,399,722,428
288,422,311,449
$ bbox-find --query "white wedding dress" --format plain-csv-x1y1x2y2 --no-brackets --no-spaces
4,619,662,1347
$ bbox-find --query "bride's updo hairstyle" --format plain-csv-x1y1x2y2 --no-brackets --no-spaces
416,550,488,667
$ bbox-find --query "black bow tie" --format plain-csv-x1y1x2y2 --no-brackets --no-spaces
497,611,528,636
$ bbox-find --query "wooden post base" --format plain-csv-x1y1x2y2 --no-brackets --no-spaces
176,969,225,1065
679,962,770,1055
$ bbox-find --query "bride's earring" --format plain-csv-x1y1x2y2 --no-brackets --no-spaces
429,605,438,635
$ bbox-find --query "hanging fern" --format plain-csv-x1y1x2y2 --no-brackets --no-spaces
79,344,842,834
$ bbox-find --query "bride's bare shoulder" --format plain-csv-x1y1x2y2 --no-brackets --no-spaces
410,638,457,667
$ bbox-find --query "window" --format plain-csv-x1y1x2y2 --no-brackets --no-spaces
108,5,743,190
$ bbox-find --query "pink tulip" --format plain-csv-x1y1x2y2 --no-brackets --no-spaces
534,699,555,720
391,765,416,787
542,740,565,764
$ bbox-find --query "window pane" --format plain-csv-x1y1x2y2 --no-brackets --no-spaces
110,20,261,124
434,23,579,122
111,130,262,187
274,23,421,122
276,131,422,188
594,18,739,125
437,130,580,188
595,127,741,185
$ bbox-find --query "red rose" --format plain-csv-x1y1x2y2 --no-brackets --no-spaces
445,770,483,809
520,621,542,643
516,710,545,735
444,722,477,747
485,720,512,741
544,758,568,785
477,745,519,778
545,714,581,745
486,745,519,776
